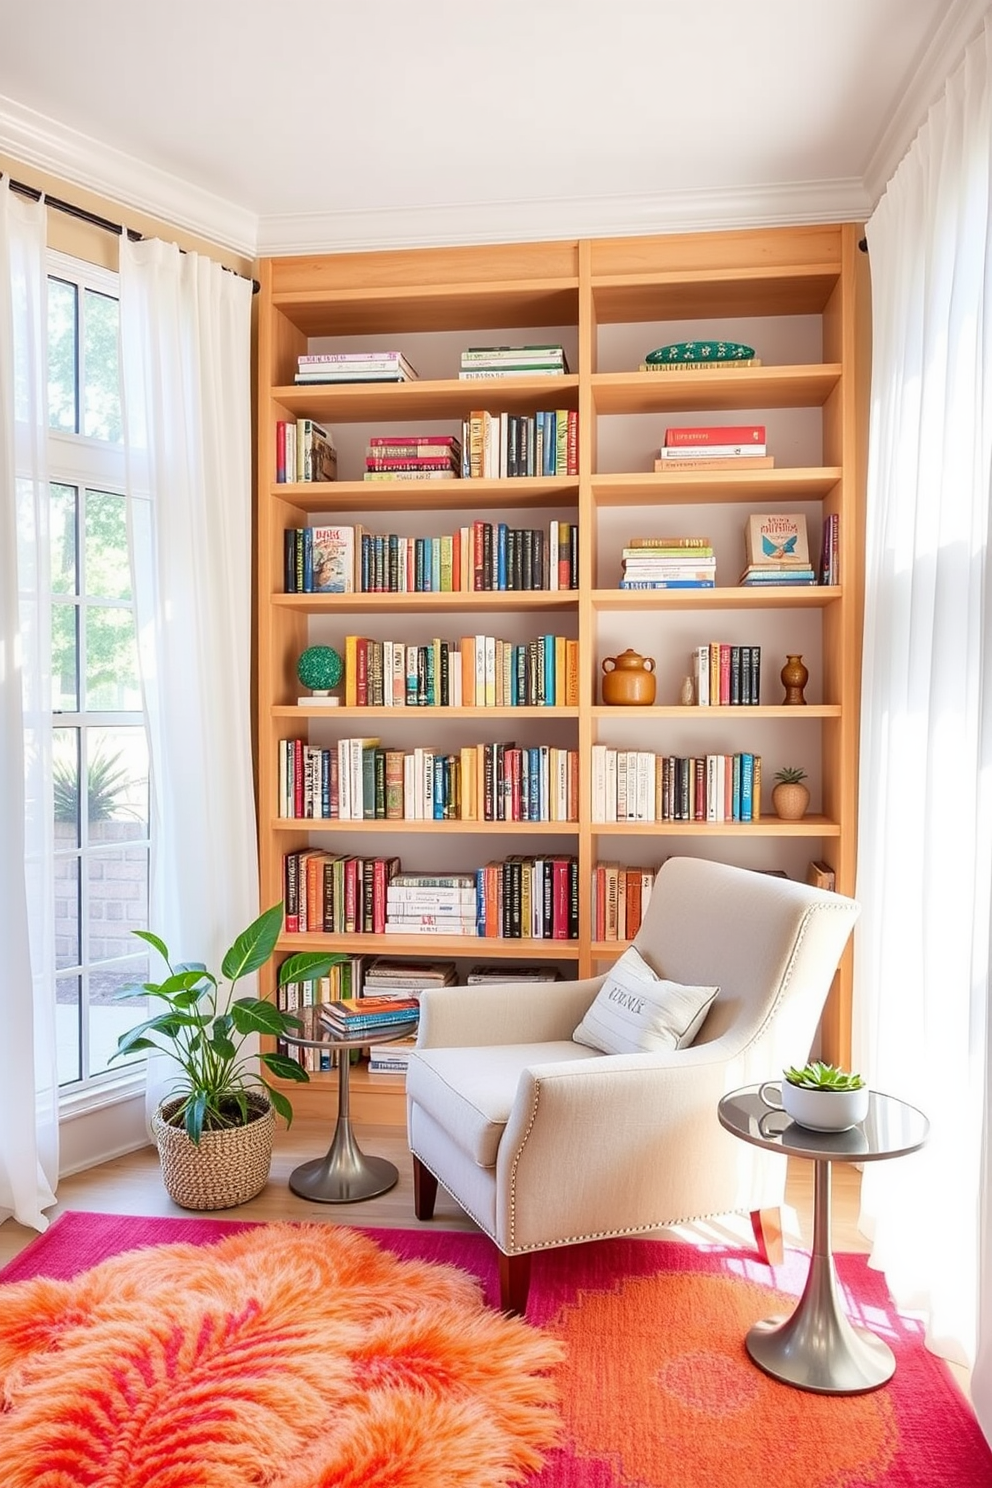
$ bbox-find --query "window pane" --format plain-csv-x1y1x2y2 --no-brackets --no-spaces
55,850,80,970
83,288,121,442
84,606,141,711
50,483,77,594
51,603,78,712
56,975,81,1085
53,727,80,847
89,959,149,1079
84,489,130,600
88,844,149,967
86,727,149,829
48,278,78,433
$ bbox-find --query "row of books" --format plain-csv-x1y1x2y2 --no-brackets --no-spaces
591,863,658,942
464,409,578,478
275,418,337,483
282,856,580,940
279,739,580,823
620,535,716,590
690,644,762,706
283,521,579,595
819,512,840,585
340,634,580,709
590,747,762,823
458,344,569,379
294,350,418,384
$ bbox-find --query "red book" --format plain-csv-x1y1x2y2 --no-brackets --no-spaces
275,420,287,482
368,434,457,447
567,409,579,474
292,738,304,819
356,639,369,706
719,644,732,706
665,423,765,447
344,856,360,934
552,857,569,939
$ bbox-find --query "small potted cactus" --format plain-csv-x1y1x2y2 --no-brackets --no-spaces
772,765,809,820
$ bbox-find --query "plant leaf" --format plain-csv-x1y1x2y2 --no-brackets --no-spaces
277,951,348,985
220,902,283,984
263,1082,295,1127
261,1051,310,1084
230,996,300,1037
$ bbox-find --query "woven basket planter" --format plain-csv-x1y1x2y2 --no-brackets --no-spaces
152,1094,276,1211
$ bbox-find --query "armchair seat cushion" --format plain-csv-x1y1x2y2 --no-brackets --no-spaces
406,1041,602,1167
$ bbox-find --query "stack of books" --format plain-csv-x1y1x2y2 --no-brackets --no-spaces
363,958,457,996
740,513,817,585
318,995,420,1036
459,344,569,379
384,872,479,935
655,423,773,474
365,434,461,482
294,351,418,384
619,536,716,590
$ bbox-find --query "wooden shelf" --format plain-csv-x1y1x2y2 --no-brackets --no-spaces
256,223,866,1072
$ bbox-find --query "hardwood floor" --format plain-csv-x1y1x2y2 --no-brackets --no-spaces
0,1119,971,1400
0,1118,867,1265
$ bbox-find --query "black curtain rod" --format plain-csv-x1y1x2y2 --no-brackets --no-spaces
4,174,259,293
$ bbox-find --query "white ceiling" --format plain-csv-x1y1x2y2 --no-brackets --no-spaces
0,0,987,259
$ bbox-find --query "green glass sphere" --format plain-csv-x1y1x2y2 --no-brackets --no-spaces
297,644,343,693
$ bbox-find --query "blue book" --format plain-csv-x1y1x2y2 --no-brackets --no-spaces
543,633,555,705
496,523,508,589
740,753,754,821
619,579,716,589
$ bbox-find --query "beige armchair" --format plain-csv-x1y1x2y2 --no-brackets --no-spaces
406,856,860,1313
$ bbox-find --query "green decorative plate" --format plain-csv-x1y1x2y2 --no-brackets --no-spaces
644,340,756,364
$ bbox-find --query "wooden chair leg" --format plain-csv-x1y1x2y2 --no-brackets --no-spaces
498,1250,532,1316
412,1156,438,1220
750,1206,784,1266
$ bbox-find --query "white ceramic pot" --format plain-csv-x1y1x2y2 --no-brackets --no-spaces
759,1079,869,1133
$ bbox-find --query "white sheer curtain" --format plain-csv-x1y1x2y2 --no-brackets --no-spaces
118,237,257,1117
854,20,992,1440
0,182,59,1229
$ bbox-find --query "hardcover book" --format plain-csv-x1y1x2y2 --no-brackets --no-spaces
744,512,810,566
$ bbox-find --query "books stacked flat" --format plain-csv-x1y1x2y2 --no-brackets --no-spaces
655,423,773,474
294,351,418,384
384,872,479,935
459,344,569,379
639,340,761,372
364,434,461,483
740,513,817,585
318,995,420,1036
620,535,716,590
362,958,456,1074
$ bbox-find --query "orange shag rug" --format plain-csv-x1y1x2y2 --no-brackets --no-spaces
0,1219,562,1488
3,1211,991,1487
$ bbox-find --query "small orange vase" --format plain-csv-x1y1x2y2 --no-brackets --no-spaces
601,649,656,706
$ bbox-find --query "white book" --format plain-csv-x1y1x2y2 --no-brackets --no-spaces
695,644,710,706
616,751,628,822
548,520,559,592
484,635,497,707
604,748,618,822
474,635,486,700
278,739,289,817
499,411,509,478
337,739,351,821
382,640,395,706
383,923,478,935
403,753,416,820
591,744,607,822
538,744,551,822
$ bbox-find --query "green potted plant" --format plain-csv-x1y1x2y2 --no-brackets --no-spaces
761,1060,869,1132
113,901,342,1209
771,765,810,820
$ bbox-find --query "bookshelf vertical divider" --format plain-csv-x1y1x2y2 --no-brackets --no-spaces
255,226,867,1126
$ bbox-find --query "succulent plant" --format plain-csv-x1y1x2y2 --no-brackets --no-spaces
774,765,808,784
784,1060,864,1091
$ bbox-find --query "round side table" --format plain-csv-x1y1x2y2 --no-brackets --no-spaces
718,1085,929,1394
281,1019,418,1203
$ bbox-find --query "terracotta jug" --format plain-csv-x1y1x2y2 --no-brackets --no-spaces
601,648,656,706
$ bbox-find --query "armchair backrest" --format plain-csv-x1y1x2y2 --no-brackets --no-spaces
633,857,860,1081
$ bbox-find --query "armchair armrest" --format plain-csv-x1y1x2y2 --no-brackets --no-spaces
416,975,604,1049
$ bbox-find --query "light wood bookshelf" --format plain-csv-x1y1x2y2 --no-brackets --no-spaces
255,224,867,1124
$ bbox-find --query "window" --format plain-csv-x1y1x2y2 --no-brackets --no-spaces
47,252,150,1092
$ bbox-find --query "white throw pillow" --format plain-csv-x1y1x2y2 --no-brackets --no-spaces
572,944,719,1055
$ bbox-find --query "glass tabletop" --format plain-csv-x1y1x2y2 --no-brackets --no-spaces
280,1018,419,1053
718,1085,929,1163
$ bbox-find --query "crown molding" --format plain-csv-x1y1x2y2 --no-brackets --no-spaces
863,0,991,209
0,96,258,259
255,177,873,258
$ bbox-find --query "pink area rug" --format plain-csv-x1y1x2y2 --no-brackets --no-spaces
3,1210,991,1487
